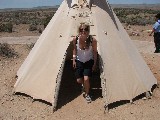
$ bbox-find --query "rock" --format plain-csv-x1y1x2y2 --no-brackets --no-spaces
22,108,26,111
10,97,14,101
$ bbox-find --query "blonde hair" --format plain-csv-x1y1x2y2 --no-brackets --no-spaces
78,22,90,33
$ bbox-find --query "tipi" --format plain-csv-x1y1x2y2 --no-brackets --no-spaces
13,0,157,110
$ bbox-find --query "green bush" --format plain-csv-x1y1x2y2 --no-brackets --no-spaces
26,43,35,50
29,24,37,31
43,16,52,28
0,23,13,33
38,28,43,33
113,8,159,25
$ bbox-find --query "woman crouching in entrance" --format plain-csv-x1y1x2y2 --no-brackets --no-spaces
72,23,97,103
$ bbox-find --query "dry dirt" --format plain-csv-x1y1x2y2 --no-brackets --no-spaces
0,24,160,120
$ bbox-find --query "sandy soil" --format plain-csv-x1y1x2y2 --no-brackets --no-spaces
0,25,160,120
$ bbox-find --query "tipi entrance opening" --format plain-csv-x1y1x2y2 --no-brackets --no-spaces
56,41,102,109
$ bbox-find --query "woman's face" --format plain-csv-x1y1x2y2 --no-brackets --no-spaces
79,26,89,36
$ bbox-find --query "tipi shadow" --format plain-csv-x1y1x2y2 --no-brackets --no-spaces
56,60,81,109
56,41,81,109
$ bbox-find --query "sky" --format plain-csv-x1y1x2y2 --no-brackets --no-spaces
0,0,160,9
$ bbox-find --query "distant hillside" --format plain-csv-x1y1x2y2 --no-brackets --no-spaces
0,4,160,12
0,6,59,12
111,4,160,10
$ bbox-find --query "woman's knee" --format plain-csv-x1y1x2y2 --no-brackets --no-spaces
77,78,83,83
84,76,89,82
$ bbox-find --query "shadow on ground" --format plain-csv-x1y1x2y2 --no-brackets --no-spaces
57,60,80,109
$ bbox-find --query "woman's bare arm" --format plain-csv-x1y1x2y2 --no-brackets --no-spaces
73,37,77,68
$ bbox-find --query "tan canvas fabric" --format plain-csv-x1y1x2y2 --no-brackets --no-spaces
14,0,157,108
91,0,157,105
70,0,91,8
14,1,73,108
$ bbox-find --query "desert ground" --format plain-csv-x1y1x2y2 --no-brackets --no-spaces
0,13,160,120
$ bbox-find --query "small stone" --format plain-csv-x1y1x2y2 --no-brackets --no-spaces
22,108,26,111
142,97,147,100
10,97,14,101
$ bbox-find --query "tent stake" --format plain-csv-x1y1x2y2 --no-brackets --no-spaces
104,105,109,114
157,84,159,88
130,99,133,104
145,91,151,99
53,107,56,113
32,99,35,103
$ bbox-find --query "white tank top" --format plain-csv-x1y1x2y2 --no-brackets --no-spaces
76,37,93,63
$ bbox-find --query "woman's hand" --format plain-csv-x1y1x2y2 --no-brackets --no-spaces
92,64,96,72
73,60,76,69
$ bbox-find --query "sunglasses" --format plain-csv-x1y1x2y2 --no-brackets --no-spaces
79,28,89,32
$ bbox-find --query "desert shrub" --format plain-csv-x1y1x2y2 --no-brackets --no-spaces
14,12,20,18
26,43,35,50
146,16,155,24
0,43,18,58
0,9,56,26
43,16,52,28
15,20,21,25
37,12,41,16
29,24,37,31
5,23,13,32
136,18,146,26
144,9,160,14
21,17,30,24
118,16,127,23
114,8,160,25
0,23,13,33
21,20,27,24
30,18,39,25
38,28,43,33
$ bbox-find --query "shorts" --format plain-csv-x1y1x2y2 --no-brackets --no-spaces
75,59,94,79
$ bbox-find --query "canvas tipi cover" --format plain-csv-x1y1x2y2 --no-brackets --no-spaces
14,0,157,109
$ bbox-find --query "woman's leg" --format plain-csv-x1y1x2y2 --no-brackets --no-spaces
84,76,92,103
77,78,85,92
84,76,90,95
77,78,84,84
83,60,94,95
76,60,84,85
